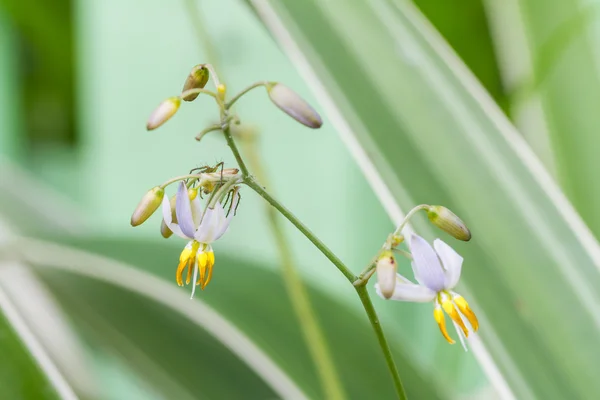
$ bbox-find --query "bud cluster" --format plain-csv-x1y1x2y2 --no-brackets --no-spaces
370,204,471,291
144,63,324,136
130,163,242,239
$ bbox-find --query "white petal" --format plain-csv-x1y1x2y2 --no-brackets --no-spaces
375,281,436,302
213,202,233,240
194,207,221,243
409,234,445,292
191,196,203,227
434,239,464,289
161,194,187,239
175,182,196,238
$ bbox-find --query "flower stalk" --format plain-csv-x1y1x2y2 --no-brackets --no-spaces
239,130,347,400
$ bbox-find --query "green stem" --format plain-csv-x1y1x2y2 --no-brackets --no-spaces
393,204,429,236
355,286,408,400
245,176,407,399
223,126,250,178
244,177,357,283
226,81,268,109
241,136,346,400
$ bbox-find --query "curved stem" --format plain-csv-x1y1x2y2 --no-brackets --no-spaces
355,286,407,400
196,124,221,141
244,176,407,399
393,204,429,236
226,81,269,110
223,126,250,178
241,135,346,400
180,88,217,100
244,177,357,283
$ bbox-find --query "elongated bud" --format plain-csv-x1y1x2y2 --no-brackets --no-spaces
266,82,322,128
426,205,471,241
146,97,181,130
131,187,164,226
182,64,209,101
376,250,397,299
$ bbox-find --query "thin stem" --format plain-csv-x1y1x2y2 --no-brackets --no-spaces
355,286,407,400
244,177,356,282
223,126,250,178
393,204,429,236
160,173,240,189
195,124,221,141
159,174,203,188
180,88,217,100
226,81,269,109
241,134,346,400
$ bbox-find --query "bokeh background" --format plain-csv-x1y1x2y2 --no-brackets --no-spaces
1,0,600,399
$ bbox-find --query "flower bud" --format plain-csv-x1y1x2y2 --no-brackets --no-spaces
181,64,209,101
266,82,322,128
426,205,471,241
146,97,181,131
160,219,173,238
131,187,164,227
376,250,397,299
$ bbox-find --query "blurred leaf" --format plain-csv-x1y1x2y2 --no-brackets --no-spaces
24,237,444,400
0,305,61,399
413,0,506,108
485,1,600,238
245,0,600,398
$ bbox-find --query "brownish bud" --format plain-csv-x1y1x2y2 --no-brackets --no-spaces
181,64,209,101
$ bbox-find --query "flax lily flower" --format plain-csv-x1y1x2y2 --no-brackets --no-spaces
376,234,478,350
162,182,239,298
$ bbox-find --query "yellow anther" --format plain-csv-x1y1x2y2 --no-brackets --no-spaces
453,295,479,332
442,299,469,337
176,246,193,287
201,251,216,290
434,306,455,344
197,251,209,287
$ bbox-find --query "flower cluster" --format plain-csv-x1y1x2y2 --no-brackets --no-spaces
132,63,322,298
131,165,242,297
373,205,478,350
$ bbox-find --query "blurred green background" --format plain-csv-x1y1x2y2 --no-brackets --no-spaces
2,0,600,398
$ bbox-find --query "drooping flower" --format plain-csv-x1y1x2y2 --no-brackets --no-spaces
162,182,239,297
375,234,478,350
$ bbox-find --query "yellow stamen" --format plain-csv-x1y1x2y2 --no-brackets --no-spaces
201,251,215,290
434,306,455,344
453,295,479,332
196,251,209,286
176,246,193,287
442,299,469,337
185,241,200,284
